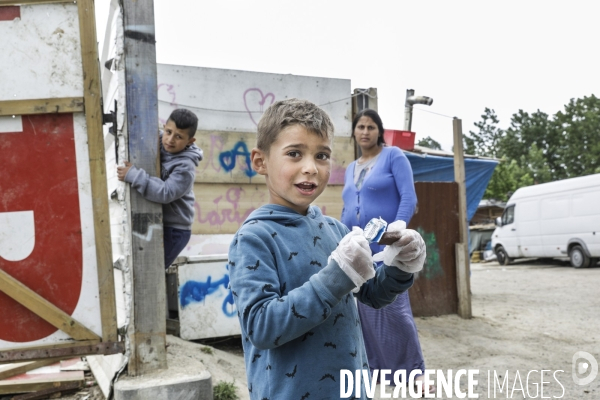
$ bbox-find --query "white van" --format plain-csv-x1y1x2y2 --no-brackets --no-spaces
491,173,600,267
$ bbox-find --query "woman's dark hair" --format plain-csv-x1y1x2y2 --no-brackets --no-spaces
352,108,385,146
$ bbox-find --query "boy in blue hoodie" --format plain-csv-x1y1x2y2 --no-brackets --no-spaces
117,108,203,268
228,99,427,400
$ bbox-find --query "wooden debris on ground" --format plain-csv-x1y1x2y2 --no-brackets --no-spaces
0,358,88,397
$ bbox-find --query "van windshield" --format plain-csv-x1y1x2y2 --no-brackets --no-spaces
502,205,515,225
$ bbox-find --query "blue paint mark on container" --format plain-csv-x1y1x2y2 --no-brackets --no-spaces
179,273,236,317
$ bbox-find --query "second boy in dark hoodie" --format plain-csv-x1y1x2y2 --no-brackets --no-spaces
117,108,203,267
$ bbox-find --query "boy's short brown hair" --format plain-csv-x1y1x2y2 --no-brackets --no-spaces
256,99,334,152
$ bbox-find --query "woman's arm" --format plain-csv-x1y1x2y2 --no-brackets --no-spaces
390,150,417,224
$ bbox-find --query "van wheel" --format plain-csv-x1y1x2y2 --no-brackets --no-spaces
495,246,511,266
569,245,590,268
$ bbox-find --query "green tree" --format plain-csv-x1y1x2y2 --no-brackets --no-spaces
503,109,563,180
554,95,600,178
468,95,600,200
519,143,553,184
416,136,442,150
463,108,504,158
483,159,534,201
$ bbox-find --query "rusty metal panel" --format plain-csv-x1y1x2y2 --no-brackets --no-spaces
408,182,459,317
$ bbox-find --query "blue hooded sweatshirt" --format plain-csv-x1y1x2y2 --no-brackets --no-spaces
228,204,414,400
125,136,203,230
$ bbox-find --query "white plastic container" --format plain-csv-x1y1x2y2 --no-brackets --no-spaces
167,254,240,340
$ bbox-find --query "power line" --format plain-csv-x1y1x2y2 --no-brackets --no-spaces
157,91,367,114
412,106,455,119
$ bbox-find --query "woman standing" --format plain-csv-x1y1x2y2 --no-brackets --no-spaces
341,108,428,391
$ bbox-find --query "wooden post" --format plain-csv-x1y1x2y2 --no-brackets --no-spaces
77,0,118,344
121,0,167,375
453,118,472,318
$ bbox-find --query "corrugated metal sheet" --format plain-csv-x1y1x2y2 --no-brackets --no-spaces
408,182,459,317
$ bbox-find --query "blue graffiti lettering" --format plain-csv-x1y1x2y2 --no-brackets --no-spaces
179,273,236,317
219,141,257,178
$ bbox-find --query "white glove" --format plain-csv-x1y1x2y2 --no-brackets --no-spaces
377,221,426,273
330,227,375,291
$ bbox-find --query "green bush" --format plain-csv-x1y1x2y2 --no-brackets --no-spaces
213,381,238,400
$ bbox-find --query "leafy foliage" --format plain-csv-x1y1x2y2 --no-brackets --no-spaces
214,381,239,400
464,108,504,158
464,95,600,201
416,136,442,150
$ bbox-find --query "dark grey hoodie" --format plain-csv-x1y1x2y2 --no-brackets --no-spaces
125,137,203,230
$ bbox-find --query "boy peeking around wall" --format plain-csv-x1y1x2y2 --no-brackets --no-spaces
117,108,203,268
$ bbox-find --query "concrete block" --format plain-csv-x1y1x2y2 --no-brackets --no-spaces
114,354,212,400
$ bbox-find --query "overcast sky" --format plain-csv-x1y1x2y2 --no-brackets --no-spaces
95,0,600,151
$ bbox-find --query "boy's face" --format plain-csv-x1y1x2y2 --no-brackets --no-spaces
251,125,332,215
162,119,195,154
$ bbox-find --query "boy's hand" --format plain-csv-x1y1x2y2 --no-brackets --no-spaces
381,222,426,273
330,227,375,289
117,161,132,181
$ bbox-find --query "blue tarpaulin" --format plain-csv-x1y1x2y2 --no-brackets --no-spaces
404,151,499,222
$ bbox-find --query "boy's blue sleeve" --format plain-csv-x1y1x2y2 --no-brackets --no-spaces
229,231,356,350
124,164,194,204
356,264,414,309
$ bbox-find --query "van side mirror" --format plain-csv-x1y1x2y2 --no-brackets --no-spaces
495,216,502,227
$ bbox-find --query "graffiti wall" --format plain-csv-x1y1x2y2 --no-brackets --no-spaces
191,184,344,235
193,131,354,185
156,64,352,136
154,64,354,238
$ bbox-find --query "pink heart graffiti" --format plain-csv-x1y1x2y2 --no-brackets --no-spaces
243,88,275,126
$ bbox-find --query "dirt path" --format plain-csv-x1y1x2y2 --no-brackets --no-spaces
58,260,599,400
192,259,599,399
373,260,600,399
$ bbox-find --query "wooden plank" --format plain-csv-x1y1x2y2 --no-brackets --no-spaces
0,341,124,363
0,269,101,341
122,0,168,375
0,0,71,5
0,358,62,381
77,0,118,343
10,381,82,400
0,98,84,116
453,118,472,318
455,242,469,312
0,370,84,395
192,183,344,234
194,131,354,185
